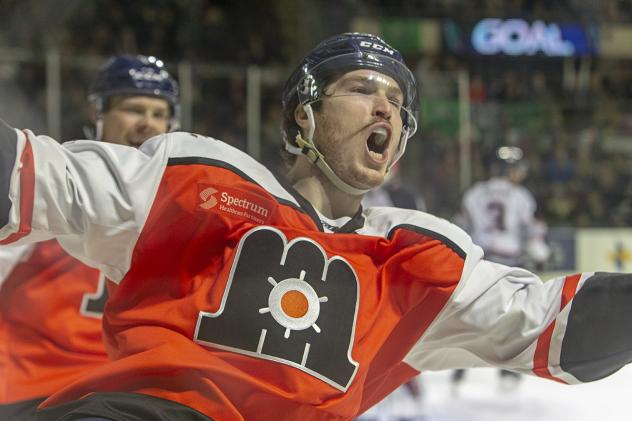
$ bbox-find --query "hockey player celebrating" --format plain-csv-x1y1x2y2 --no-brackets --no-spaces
0,33,630,421
0,54,178,420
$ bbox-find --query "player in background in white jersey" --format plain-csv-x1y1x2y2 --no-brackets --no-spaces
452,145,551,393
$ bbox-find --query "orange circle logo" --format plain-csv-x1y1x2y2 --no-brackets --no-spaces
281,290,309,318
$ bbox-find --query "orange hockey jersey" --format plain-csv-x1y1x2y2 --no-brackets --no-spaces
1,122,631,421
0,240,108,418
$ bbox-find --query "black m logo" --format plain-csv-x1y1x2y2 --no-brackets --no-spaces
194,226,359,390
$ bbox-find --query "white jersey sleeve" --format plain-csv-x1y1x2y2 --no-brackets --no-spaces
405,258,556,371
404,255,629,385
364,207,628,385
0,120,171,281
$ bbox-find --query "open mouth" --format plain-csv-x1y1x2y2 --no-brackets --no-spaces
366,126,391,162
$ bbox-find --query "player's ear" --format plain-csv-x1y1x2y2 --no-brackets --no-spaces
294,104,309,131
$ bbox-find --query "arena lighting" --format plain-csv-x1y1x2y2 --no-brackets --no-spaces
472,18,575,56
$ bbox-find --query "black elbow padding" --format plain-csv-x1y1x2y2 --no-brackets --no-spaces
0,119,18,227
561,272,632,382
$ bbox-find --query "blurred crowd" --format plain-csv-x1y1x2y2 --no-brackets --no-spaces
4,0,632,63
1,0,631,227
415,55,632,227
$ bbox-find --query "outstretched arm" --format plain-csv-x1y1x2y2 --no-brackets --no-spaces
407,258,632,385
0,119,167,281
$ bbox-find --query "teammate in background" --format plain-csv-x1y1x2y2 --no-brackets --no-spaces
0,33,631,421
452,145,551,393
0,54,178,420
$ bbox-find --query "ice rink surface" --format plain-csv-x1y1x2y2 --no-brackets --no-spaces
359,365,632,421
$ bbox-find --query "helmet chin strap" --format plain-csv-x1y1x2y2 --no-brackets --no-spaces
285,104,413,197
290,104,372,196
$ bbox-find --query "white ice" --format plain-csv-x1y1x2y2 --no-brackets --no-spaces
358,365,632,421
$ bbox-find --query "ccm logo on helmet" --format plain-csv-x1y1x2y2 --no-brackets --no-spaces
359,41,395,56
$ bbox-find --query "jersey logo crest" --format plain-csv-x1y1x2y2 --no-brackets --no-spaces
194,226,360,391
197,183,274,225
199,187,219,209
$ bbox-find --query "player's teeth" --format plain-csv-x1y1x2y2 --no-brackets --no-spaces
372,128,388,145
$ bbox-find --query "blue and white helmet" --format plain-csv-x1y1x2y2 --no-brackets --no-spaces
281,33,419,195
88,54,180,138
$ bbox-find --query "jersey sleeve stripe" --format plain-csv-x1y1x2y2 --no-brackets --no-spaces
560,273,582,308
532,273,581,383
533,320,563,382
0,130,34,244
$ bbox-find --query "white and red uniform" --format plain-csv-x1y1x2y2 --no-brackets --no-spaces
460,177,548,266
0,240,108,419
0,121,630,421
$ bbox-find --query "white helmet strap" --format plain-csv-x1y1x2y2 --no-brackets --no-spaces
289,104,371,196
91,97,105,141
284,103,414,196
